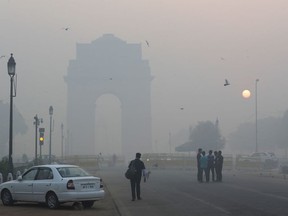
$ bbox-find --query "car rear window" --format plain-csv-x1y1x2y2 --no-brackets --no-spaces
57,167,90,177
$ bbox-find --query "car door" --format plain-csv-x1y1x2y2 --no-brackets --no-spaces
32,167,54,202
12,168,38,201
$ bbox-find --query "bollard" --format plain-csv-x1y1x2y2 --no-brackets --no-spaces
16,170,21,179
7,173,13,181
0,173,3,184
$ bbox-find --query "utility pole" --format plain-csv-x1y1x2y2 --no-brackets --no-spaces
61,123,64,161
49,106,54,164
255,79,259,152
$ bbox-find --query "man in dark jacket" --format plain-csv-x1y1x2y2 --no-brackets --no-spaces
207,150,215,182
196,148,202,182
215,151,224,182
128,152,146,201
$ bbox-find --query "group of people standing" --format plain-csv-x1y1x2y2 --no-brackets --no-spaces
126,149,224,202
197,148,224,183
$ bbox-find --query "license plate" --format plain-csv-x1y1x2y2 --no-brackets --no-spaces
81,183,95,189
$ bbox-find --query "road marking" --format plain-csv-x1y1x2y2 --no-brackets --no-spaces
227,184,288,201
179,190,231,215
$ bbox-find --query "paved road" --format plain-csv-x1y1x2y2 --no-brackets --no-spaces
1,167,288,216
98,167,288,216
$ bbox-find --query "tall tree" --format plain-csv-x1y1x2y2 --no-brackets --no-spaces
176,120,225,152
189,120,225,151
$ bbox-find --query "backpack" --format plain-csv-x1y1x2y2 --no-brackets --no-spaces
125,160,137,179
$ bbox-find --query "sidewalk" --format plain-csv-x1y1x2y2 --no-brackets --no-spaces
95,183,121,216
97,167,154,216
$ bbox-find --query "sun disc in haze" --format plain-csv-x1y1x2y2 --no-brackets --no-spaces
242,90,251,99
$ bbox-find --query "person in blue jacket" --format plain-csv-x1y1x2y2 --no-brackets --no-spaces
200,151,209,182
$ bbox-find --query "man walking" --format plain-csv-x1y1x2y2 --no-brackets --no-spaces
128,152,146,201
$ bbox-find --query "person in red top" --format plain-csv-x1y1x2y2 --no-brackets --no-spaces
128,153,146,201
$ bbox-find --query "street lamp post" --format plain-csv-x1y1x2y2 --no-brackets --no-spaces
61,123,64,161
169,132,172,155
7,54,16,176
255,79,260,153
49,106,53,164
33,115,43,165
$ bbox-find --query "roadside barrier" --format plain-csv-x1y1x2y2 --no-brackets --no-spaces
7,173,13,181
16,170,21,178
0,173,3,184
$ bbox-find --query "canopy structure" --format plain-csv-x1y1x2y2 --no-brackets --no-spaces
175,141,196,152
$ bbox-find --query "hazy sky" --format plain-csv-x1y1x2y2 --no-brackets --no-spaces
1,0,288,158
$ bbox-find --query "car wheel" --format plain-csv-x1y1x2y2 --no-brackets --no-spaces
46,192,59,209
82,200,95,208
1,189,14,206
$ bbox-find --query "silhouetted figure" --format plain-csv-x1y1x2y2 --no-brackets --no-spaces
213,151,218,181
215,151,224,182
200,151,209,182
128,153,146,201
207,150,215,182
196,148,202,182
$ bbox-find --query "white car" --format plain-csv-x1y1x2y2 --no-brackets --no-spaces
0,164,105,209
249,152,278,163
239,152,279,168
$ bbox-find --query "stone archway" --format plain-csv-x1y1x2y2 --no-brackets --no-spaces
65,34,153,160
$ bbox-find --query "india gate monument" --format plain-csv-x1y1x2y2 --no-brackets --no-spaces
65,34,153,160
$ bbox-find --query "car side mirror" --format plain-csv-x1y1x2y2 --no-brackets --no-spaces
17,176,23,181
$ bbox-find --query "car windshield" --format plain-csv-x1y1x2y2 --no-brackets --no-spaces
57,167,90,177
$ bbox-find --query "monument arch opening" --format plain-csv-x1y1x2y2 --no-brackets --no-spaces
95,94,122,155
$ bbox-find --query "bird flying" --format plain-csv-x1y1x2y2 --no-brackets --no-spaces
145,40,149,47
62,27,70,31
224,79,230,86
